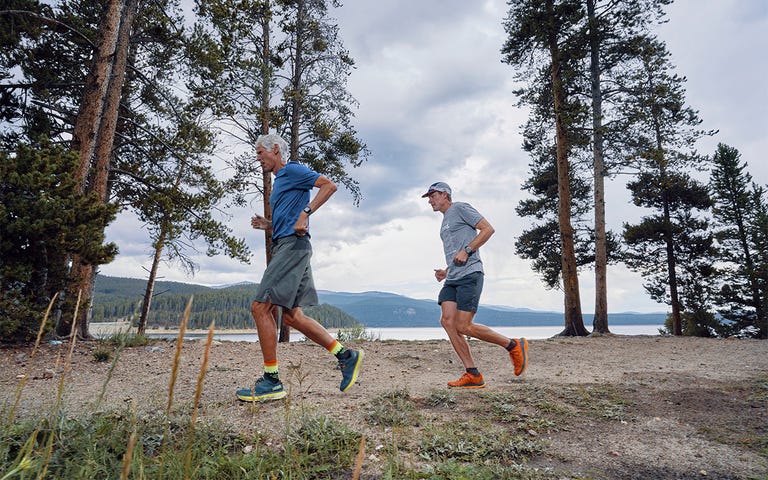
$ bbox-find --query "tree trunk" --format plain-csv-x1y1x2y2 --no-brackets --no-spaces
260,4,275,265
57,261,95,338
61,0,138,338
63,0,140,339
280,0,307,343
259,5,284,341
547,0,587,336
70,0,123,189
662,198,683,335
90,0,138,202
648,72,682,335
587,0,609,334
60,0,121,338
732,198,764,335
138,231,166,336
288,0,305,163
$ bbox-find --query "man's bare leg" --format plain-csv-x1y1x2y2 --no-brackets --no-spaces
440,301,476,370
282,307,335,348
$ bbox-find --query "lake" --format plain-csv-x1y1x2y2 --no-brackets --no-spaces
149,324,664,342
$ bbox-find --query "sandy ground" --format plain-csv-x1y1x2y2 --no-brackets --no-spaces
2,334,767,479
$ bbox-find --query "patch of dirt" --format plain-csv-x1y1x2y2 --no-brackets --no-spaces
2,335,767,479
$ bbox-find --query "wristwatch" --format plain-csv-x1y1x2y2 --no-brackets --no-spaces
464,245,474,256
302,206,313,215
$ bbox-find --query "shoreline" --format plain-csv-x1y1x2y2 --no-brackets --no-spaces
88,323,334,336
90,323,664,339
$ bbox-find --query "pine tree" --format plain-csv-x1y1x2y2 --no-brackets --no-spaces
2,0,249,339
188,0,367,202
582,0,671,333
0,142,117,341
619,37,715,335
710,143,768,338
513,120,597,291
504,0,673,335
502,0,588,335
188,0,367,342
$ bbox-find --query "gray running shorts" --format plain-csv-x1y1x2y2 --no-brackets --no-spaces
438,271,484,313
254,235,318,309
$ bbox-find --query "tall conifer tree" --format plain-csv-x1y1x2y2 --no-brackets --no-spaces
503,0,588,335
710,143,768,338
619,37,714,335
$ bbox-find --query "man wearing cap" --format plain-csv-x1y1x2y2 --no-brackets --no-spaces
422,181,528,388
235,133,364,402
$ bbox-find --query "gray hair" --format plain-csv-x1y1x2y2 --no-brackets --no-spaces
256,133,289,164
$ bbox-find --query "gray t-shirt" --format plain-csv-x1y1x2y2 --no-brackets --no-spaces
440,202,484,281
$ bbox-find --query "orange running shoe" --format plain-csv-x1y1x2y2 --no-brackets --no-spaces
447,372,486,389
509,337,529,376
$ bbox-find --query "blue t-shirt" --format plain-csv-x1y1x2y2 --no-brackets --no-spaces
270,162,321,240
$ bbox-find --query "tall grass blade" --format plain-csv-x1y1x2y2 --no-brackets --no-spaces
40,289,81,479
158,295,192,480
184,320,214,480
7,292,58,424
120,399,138,480
96,335,127,408
352,435,366,480
0,424,40,480
166,296,192,415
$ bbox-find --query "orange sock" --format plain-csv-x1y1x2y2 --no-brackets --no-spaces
327,340,344,355
264,360,278,379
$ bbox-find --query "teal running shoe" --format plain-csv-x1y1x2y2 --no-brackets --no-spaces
236,376,287,402
338,349,364,392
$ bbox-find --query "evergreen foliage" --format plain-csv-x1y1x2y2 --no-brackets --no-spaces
513,153,598,289
502,0,668,315
0,142,117,341
709,143,768,338
502,0,589,335
619,37,716,336
503,0,591,291
187,0,368,205
1,1,253,337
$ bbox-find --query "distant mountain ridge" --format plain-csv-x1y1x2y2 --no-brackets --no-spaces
314,290,666,327
92,276,666,328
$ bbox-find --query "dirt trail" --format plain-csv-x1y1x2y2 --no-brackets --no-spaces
2,335,767,479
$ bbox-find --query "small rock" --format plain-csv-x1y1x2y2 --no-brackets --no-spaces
607,451,621,457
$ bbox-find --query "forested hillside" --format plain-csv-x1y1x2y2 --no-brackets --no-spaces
93,275,667,329
92,276,359,330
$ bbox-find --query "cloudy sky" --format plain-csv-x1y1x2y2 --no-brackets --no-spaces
101,0,768,314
